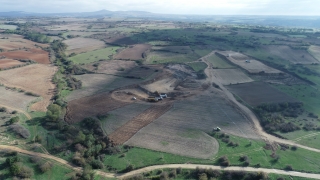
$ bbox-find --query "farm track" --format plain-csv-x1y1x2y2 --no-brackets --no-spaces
203,51,320,153
109,103,173,145
293,132,320,142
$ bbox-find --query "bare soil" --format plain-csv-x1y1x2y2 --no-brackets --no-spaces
0,34,48,51
227,81,298,106
114,44,151,60
0,59,25,69
109,103,173,145
94,60,137,74
65,92,131,123
0,49,50,64
0,64,57,111
0,86,37,111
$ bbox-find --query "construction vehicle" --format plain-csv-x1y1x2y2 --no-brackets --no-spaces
147,96,158,102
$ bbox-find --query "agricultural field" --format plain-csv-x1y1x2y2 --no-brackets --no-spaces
66,74,144,101
0,86,37,111
0,59,25,69
212,69,254,85
206,53,235,69
114,44,151,60
125,92,258,158
187,62,208,72
63,37,106,55
217,52,282,74
93,60,137,74
69,46,120,64
146,51,200,64
0,64,56,111
227,81,298,106
308,45,320,62
0,24,17,30
0,34,48,51
264,45,318,64
0,49,50,64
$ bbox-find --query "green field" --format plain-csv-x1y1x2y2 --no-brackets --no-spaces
0,24,17,30
207,54,235,69
146,51,200,64
0,153,72,180
69,47,120,64
187,62,208,72
211,133,320,173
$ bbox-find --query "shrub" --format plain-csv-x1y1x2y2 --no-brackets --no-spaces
291,145,298,151
239,155,248,162
0,107,7,112
159,171,169,180
198,173,208,180
169,169,177,178
9,116,19,124
285,165,293,171
39,161,53,173
219,156,230,167
9,124,30,138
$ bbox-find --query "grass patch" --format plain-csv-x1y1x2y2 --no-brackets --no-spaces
69,46,120,64
146,51,200,64
288,35,307,38
187,62,208,72
207,54,235,69
0,24,17,30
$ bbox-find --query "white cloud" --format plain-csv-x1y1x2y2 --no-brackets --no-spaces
0,0,319,15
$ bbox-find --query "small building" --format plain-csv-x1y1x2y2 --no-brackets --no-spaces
245,60,251,63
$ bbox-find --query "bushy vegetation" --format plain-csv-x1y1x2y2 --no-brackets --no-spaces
254,102,304,133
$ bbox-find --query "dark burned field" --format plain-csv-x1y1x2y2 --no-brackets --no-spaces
227,81,298,106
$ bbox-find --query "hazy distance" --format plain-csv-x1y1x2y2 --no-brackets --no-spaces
1,0,320,16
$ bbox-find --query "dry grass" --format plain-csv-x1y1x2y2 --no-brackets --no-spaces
0,64,56,111
0,86,37,111
63,37,106,55
212,69,254,85
95,60,137,74
0,34,48,51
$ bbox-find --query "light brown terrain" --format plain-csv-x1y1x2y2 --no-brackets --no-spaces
0,49,50,64
0,59,25,69
0,34,48,51
212,69,254,85
63,37,106,55
95,60,137,74
0,64,57,111
114,44,151,60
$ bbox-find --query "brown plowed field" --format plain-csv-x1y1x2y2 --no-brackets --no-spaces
109,103,173,145
0,59,25,69
0,49,50,64
114,44,151,60
0,64,56,111
227,81,298,106
63,37,106,55
65,93,131,123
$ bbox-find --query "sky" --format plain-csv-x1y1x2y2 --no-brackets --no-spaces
1,0,319,15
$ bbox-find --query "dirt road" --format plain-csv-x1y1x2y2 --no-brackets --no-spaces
1,144,320,179
202,51,320,153
118,164,320,179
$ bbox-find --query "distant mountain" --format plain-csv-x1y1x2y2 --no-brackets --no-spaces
0,10,153,18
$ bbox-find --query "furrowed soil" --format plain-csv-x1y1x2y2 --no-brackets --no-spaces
308,45,320,62
65,93,131,123
114,44,151,60
227,81,298,106
109,103,173,145
0,64,57,111
0,59,25,69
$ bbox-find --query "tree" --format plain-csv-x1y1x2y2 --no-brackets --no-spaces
46,104,61,121
76,131,86,143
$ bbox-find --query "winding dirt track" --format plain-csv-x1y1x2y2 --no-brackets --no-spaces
203,51,320,153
